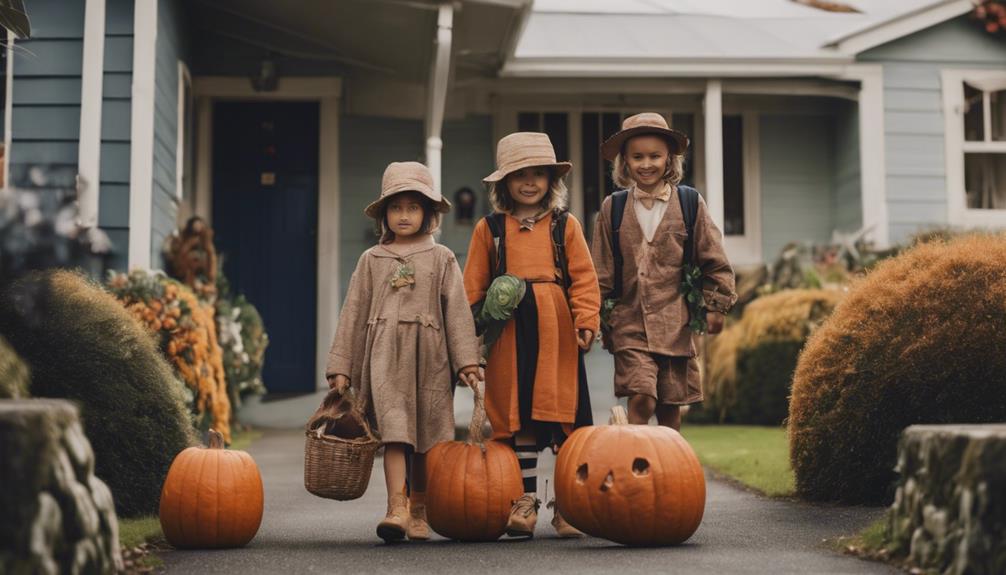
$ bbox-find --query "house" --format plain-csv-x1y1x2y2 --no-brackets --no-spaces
4,0,1004,392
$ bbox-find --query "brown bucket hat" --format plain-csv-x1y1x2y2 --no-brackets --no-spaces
483,132,572,183
600,113,690,161
365,161,451,218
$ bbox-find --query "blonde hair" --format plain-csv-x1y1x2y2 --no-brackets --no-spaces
611,137,685,190
373,192,442,244
487,167,569,214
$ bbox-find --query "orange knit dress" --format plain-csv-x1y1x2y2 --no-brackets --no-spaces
463,212,601,442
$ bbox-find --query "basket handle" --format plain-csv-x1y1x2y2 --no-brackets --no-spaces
467,382,488,446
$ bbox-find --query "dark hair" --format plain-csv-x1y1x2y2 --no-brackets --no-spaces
374,191,440,244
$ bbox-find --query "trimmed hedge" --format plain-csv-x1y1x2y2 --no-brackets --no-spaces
0,334,29,398
789,235,1006,504
700,289,842,425
0,270,196,517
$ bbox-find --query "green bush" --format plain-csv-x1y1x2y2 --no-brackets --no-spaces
216,294,268,409
0,334,29,398
700,289,842,425
789,235,1006,504
0,270,196,517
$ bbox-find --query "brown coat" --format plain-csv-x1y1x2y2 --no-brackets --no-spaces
591,189,737,356
326,238,481,453
463,212,601,438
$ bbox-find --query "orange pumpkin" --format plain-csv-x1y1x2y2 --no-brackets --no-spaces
554,406,705,546
425,385,523,541
159,429,264,548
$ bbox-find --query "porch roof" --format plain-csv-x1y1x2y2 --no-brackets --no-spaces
505,0,972,73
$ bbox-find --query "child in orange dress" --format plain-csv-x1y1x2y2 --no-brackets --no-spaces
463,133,601,538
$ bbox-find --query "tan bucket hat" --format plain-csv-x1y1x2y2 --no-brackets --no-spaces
483,132,572,183
600,113,690,161
364,161,451,218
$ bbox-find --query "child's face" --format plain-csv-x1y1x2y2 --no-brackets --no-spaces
385,192,426,238
505,166,551,208
624,135,670,190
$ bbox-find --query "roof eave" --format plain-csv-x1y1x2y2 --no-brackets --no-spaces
823,0,975,54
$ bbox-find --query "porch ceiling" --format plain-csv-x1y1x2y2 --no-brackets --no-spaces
184,0,525,82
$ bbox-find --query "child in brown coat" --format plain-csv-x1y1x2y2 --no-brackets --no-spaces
591,113,737,429
463,132,601,538
326,162,483,543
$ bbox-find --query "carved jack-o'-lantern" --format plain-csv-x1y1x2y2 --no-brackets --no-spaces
554,406,706,546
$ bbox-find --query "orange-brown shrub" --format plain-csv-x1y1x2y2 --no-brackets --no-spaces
789,234,1006,504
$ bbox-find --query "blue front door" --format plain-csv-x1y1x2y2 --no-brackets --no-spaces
212,101,319,394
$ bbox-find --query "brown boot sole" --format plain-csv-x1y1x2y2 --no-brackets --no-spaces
505,528,534,538
377,523,407,543
406,531,429,541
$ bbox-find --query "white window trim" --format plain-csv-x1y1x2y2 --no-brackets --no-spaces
721,112,763,266
128,0,157,270
3,31,13,192
77,0,106,228
175,60,191,201
942,69,1006,228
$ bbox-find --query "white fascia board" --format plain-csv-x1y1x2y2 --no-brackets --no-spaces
500,58,856,78
825,0,974,55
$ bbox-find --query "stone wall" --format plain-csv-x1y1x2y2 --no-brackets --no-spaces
890,424,1006,575
0,400,122,574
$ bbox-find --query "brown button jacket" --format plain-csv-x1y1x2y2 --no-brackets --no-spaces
591,188,737,357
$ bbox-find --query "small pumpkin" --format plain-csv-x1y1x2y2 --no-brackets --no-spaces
425,384,523,541
159,429,264,548
554,406,705,546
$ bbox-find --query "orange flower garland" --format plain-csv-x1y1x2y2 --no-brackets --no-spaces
108,270,231,442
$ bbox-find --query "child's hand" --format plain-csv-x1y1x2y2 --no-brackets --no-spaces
577,329,594,352
458,365,483,388
706,311,725,334
328,374,350,395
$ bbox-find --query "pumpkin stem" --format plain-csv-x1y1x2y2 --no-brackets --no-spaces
609,405,629,425
208,428,225,449
467,382,488,446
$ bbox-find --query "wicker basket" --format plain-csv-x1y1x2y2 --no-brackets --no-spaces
304,389,381,501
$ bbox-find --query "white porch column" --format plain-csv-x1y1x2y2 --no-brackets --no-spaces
316,94,342,390
856,67,890,248
128,0,158,269
77,0,106,228
425,3,453,193
704,79,725,231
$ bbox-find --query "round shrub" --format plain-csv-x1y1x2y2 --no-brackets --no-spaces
0,270,197,517
0,334,29,398
789,235,1006,504
701,289,842,425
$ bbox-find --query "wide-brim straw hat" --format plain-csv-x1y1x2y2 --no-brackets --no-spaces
601,112,690,161
483,132,572,183
364,161,451,218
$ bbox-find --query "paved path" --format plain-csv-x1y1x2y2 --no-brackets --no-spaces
162,428,897,574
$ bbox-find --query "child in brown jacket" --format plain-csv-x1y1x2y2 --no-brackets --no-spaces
326,162,483,543
591,113,737,430
463,132,601,538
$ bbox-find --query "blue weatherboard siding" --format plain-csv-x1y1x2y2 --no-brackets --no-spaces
439,115,494,267
8,0,85,183
859,15,1006,244
833,100,862,233
100,0,134,271
759,114,836,262
150,0,188,268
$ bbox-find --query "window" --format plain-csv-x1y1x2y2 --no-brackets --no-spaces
944,71,1006,225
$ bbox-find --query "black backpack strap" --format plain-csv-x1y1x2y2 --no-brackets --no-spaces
608,189,629,300
550,209,571,290
677,185,700,267
484,213,507,279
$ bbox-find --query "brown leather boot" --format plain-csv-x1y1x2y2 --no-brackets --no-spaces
505,494,541,538
407,492,430,541
377,493,409,542
548,500,584,538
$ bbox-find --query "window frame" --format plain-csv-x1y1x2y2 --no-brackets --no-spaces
942,69,1006,228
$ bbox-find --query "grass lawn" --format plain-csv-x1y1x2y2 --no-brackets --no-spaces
681,424,795,497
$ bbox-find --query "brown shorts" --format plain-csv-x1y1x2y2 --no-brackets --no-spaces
613,349,702,405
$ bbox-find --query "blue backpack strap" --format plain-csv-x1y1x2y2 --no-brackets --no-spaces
484,213,507,279
550,208,571,290
608,190,629,300
677,185,700,267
